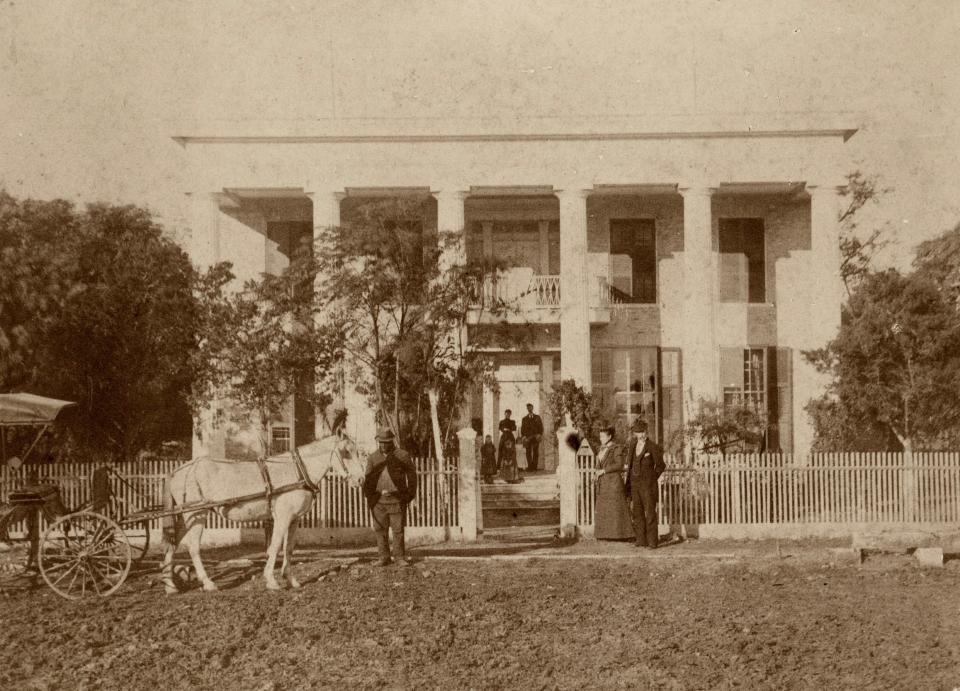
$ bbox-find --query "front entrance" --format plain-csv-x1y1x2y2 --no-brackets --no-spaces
484,362,556,472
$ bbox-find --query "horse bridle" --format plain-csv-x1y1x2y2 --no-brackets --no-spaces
289,432,358,494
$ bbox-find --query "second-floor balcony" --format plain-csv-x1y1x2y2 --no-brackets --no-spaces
468,267,614,324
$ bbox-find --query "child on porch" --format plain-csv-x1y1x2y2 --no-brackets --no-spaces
480,434,497,483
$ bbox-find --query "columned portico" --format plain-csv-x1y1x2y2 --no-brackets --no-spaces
679,185,718,413
558,188,592,390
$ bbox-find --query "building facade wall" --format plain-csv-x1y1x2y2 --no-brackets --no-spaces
181,126,850,459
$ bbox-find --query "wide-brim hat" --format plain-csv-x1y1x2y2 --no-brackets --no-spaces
375,428,396,442
631,419,648,433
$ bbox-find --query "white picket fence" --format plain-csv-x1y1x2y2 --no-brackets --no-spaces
0,458,458,538
577,451,960,532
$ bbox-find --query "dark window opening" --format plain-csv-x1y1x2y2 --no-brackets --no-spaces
609,219,657,304
719,218,765,303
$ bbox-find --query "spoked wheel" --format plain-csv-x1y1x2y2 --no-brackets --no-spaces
38,511,131,600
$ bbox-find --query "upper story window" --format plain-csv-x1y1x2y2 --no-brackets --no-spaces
609,219,657,304
719,218,765,303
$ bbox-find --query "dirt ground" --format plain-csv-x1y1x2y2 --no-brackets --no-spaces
2,540,960,690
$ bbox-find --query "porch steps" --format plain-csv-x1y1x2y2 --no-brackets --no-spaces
481,473,560,528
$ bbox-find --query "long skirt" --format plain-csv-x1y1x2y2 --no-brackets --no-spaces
498,438,519,483
594,473,635,539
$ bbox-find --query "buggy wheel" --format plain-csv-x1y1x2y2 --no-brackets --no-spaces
39,511,131,600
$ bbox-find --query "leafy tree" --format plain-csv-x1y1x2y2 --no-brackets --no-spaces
190,251,338,458
316,198,522,456
913,220,960,305
547,379,605,451
0,192,203,460
839,171,891,296
805,269,960,452
667,399,766,459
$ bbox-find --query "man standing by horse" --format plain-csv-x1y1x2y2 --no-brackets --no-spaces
363,428,418,566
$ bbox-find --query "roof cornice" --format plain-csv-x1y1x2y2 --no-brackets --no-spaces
171,114,860,146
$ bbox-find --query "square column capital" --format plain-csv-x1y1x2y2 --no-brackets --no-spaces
678,185,718,198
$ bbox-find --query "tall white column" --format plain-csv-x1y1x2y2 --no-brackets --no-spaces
312,191,342,248
187,191,221,271
187,192,223,459
793,184,845,456
435,189,466,272
679,185,717,416
558,189,592,390
311,191,351,440
806,184,845,344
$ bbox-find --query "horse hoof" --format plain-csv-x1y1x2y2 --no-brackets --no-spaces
265,581,283,591
164,585,179,595
288,579,302,590
202,580,219,592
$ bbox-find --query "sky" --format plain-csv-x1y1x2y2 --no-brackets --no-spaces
2,0,958,268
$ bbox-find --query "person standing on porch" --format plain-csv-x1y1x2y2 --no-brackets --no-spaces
594,426,634,540
624,419,665,549
520,403,544,472
498,410,520,483
362,428,418,566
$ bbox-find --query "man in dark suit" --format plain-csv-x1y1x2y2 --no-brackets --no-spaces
362,428,418,566
624,419,666,549
520,403,544,471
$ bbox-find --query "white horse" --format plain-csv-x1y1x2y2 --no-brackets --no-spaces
159,433,365,593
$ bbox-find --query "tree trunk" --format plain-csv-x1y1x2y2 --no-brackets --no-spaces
428,388,451,512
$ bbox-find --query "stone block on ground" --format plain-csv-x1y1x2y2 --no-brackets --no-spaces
852,529,940,553
914,547,944,568
828,547,863,565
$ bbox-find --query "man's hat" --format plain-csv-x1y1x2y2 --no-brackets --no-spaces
631,418,648,433
375,428,395,442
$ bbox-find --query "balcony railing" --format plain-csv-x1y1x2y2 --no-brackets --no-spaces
471,271,616,311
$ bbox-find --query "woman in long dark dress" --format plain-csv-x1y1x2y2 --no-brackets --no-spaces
594,426,634,540
498,410,520,483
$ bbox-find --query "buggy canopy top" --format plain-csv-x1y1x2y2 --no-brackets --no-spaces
0,394,77,427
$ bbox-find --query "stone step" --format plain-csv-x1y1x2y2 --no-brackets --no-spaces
483,507,560,528
482,498,560,510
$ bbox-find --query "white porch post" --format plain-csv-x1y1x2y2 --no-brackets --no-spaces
456,427,480,541
806,184,844,342
558,189,592,390
679,185,717,417
793,183,845,456
188,192,223,458
187,191,221,272
557,427,578,537
311,191,350,440
435,188,469,428
435,189,466,272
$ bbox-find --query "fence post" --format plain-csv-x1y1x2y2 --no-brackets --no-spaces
558,427,578,538
456,427,479,541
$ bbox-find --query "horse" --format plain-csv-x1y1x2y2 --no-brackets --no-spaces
159,433,365,593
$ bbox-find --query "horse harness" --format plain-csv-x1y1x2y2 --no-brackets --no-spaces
255,447,324,513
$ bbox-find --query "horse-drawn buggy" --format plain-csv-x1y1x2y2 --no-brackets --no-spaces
0,393,365,600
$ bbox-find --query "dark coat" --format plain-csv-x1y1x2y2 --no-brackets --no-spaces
363,447,418,510
520,413,543,439
623,437,665,496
